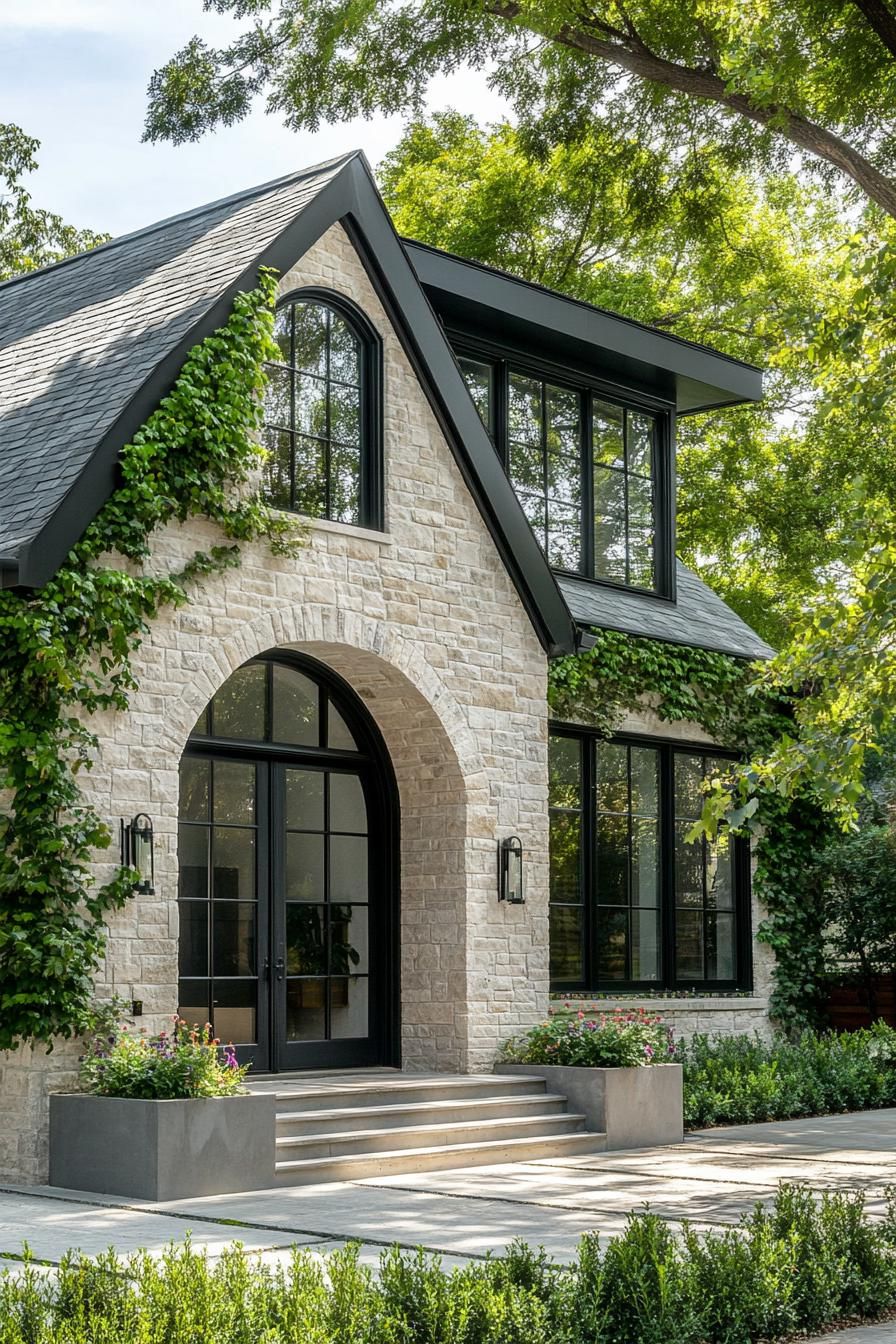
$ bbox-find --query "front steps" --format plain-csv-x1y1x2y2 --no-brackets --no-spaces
246,1070,607,1185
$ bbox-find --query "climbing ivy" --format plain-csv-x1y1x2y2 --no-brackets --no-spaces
0,269,298,1051
548,630,838,1032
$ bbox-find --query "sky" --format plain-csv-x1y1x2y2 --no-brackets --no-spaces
2,0,505,238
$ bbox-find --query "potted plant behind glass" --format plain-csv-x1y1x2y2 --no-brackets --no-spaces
49,1018,275,1200
496,1008,683,1149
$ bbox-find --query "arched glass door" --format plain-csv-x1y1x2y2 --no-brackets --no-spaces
177,654,396,1071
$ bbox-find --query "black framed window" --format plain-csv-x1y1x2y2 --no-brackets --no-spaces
454,344,672,597
549,728,751,992
263,290,382,527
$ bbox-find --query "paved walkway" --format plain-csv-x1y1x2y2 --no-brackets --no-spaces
3,1109,896,1338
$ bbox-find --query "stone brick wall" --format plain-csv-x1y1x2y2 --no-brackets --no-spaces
0,223,552,1182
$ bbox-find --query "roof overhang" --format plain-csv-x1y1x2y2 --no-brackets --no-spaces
404,241,763,414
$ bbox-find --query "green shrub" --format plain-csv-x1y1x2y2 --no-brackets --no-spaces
79,1017,250,1099
678,1022,896,1129
500,1008,674,1068
1,1186,895,1343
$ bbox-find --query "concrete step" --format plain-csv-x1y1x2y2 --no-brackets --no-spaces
254,1074,551,1113
275,1110,588,1161
274,1130,607,1185
275,1092,570,1136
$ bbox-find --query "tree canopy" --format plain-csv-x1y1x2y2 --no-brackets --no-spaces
0,124,106,282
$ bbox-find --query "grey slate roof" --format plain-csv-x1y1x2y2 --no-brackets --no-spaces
558,564,774,661
0,154,348,562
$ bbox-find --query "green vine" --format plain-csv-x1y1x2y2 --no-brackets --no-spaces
0,269,297,1051
548,630,838,1032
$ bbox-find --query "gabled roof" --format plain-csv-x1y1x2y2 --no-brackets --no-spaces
0,153,577,655
559,565,774,661
404,240,763,414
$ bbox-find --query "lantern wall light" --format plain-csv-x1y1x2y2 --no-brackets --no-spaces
120,813,155,895
498,835,524,904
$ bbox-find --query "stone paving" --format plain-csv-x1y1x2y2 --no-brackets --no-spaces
2,1109,896,1340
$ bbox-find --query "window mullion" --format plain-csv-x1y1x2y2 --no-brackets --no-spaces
584,736,596,990
662,748,676,990
582,391,592,577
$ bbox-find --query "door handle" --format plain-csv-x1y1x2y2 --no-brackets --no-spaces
274,956,285,982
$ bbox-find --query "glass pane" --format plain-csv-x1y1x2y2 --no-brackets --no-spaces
190,705,210,737
708,837,734,910
178,901,208,978
594,466,627,583
330,773,367,833
706,912,735,980
271,664,319,747
286,832,325,901
517,492,546,549
211,662,266,742
264,364,292,429
459,356,492,429
331,904,369,975
596,743,628,813
675,823,704,907
329,313,360,383
597,908,628,980
545,384,580,458
593,400,624,468
675,910,704,980
596,812,629,905
675,754,705,820
178,980,210,1031
286,904,326,975
331,976,369,1038
287,978,326,1041
293,303,327,377
179,757,209,821
294,373,328,437
508,373,542,445
285,769,325,829
213,760,255,825
178,824,208,901
630,748,658,817
213,979,256,1045
327,702,357,750
213,902,256,977
273,304,291,365
212,828,256,901
547,503,581,572
549,735,581,807
550,812,581,903
330,382,360,445
631,818,660,908
628,475,655,588
628,411,655,477
329,439,361,525
293,435,327,518
330,835,368,902
263,428,292,510
550,905,583,981
632,909,661,981
546,452,581,507
509,441,543,494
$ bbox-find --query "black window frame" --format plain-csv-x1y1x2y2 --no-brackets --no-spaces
450,334,676,601
549,724,753,994
263,286,384,530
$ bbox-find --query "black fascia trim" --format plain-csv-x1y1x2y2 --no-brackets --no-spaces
335,160,577,655
7,155,577,656
405,240,764,411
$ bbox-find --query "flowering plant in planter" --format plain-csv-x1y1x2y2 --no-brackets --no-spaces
80,1017,250,1099
499,1007,674,1068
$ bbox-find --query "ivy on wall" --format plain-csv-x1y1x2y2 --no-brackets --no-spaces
0,269,297,1052
548,630,838,1031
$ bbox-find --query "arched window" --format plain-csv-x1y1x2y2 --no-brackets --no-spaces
262,291,382,527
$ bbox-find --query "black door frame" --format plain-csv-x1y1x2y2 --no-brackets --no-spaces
179,650,401,1073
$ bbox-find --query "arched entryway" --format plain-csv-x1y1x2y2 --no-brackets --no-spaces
176,651,398,1071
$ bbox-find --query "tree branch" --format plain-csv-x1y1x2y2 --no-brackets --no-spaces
484,3,896,219
850,0,896,61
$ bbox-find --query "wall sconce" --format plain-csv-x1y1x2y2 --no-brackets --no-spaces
498,836,524,904
120,813,155,895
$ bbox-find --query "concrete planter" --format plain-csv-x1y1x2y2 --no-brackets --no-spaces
49,1092,276,1201
497,1063,683,1149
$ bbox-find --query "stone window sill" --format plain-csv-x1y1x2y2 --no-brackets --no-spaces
551,997,769,1013
271,508,394,546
